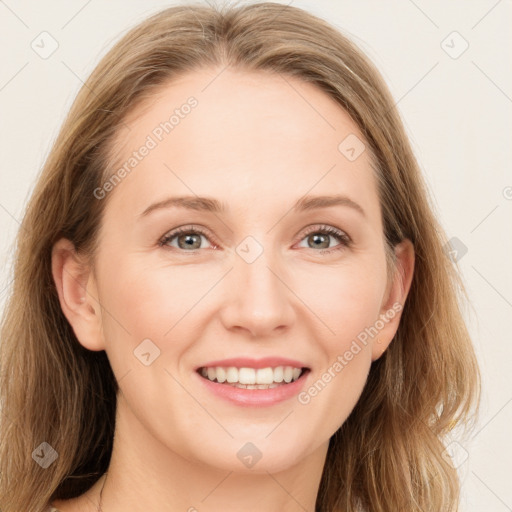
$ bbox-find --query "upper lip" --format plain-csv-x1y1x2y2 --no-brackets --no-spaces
196,357,309,371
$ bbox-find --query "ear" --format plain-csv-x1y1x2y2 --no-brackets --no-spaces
371,238,415,361
51,238,105,351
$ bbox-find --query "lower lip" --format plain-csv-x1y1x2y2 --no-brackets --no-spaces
194,369,310,407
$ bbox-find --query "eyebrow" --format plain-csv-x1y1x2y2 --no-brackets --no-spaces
139,194,366,218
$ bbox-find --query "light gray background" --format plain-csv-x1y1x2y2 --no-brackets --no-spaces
1,0,511,509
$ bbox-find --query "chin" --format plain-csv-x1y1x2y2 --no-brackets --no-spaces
193,439,309,475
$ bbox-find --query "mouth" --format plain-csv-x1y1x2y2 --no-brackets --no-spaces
196,365,311,390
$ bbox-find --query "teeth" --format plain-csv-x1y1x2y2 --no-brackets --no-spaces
216,367,226,383
199,365,304,385
224,382,282,389
273,366,284,382
239,367,256,384
226,367,238,383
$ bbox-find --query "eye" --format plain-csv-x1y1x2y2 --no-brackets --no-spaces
158,223,352,255
158,225,217,252
296,224,352,254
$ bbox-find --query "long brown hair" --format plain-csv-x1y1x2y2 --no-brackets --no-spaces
0,3,480,511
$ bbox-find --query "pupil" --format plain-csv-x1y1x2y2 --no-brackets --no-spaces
179,234,200,249
311,233,328,249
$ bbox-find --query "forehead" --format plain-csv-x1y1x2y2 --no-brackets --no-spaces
104,68,380,223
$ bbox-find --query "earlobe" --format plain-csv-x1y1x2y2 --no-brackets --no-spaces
51,238,105,351
371,239,415,361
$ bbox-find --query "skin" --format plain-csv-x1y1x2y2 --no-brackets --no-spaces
51,68,414,512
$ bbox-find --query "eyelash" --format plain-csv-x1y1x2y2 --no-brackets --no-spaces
158,224,352,255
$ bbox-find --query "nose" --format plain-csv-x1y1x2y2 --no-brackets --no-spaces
218,243,296,338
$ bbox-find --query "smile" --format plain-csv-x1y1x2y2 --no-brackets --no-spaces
198,365,307,388
195,365,311,407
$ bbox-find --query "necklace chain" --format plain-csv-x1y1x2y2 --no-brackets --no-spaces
97,472,107,512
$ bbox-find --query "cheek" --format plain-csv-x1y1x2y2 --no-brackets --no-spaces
96,258,216,361
293,265,382,437
291,259,386,344
100,257,205,325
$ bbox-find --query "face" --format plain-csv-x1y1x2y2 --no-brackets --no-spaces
60,68,413,475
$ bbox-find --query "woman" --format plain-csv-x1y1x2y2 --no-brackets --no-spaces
0,2,480,511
